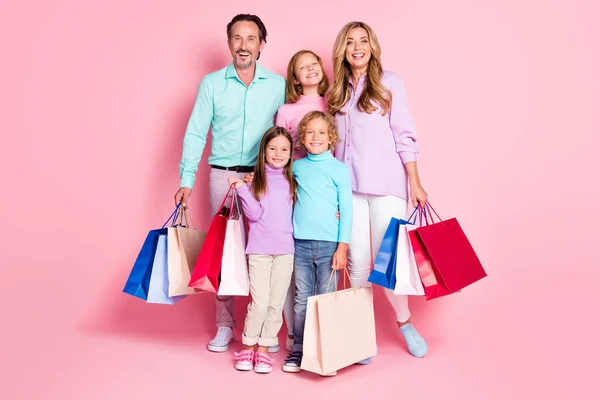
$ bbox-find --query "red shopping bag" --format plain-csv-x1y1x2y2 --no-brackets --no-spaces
409,203,486,300
188,186,234,292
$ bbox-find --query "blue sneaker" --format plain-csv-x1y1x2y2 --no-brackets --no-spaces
399,323,428,358
356,346,378,365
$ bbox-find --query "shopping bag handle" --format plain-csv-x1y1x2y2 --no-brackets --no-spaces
325,268,357,298
172,206,198,229
406,206,419,225
229,189,243,219
216,184,235,216
413,203,434,227
424,201,443,223
161,203,182,229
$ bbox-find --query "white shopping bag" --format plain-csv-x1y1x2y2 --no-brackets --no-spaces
217,192,249,296
393,222,425,295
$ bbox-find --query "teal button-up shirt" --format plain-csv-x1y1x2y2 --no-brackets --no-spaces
179,63,285,189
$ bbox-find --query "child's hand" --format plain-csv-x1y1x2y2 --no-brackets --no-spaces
228,176,244,189
335,211,340,220
332,243,348,270
243,172,255,184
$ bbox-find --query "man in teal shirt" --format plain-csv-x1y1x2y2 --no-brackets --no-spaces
174,14,285,353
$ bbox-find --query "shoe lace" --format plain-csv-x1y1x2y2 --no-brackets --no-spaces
403,325,421,345
216,327,231,341
285,351,302,364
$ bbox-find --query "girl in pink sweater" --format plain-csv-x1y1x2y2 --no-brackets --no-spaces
276,50,329,160
274,50,329,352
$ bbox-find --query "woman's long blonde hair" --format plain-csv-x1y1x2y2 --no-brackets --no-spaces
327,21,392,116
285,50,329,103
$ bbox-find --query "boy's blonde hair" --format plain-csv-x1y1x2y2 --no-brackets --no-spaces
285,50,330,104
296,111,340,152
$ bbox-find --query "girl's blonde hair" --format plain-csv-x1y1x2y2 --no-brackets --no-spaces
285,50,330,103
252,126,297,204
327,21,392,116
296,111,339,152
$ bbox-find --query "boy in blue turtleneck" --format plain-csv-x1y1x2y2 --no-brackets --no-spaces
282,110,353,374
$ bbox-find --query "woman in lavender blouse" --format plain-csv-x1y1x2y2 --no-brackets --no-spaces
328,21,429,358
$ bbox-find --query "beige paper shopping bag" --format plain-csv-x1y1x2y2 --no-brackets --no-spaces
301,271,377,375
317,287,377,374
167,212,206,296
299,295,323,374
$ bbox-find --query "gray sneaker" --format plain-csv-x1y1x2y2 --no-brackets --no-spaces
207,327,234,352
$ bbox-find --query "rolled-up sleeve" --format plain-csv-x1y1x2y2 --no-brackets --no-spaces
388,73,419,164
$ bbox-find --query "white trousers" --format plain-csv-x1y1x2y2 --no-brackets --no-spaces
348,193,411,323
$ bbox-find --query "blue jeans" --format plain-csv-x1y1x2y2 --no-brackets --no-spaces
292,239,340,353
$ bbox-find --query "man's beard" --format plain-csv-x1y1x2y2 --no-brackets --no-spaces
234,52,254,69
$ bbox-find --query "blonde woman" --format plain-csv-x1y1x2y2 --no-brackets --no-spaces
328,21,429,358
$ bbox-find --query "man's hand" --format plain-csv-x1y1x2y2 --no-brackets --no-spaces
174,187,192,209
243,172,255,184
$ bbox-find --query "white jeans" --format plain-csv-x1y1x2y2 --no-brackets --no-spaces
348,193,411,323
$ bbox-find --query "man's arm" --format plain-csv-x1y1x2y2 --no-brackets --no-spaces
179,77,214,189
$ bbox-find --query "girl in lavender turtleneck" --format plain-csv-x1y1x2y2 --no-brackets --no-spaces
274,50,329,351
227,127,297,375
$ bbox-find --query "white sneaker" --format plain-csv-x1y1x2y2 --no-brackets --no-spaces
207,327,234,352
286,336,294,352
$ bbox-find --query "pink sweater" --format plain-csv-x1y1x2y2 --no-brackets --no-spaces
275,95,326,160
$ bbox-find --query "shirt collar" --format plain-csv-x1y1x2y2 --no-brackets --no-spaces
225,62,267,83
348,72,367,88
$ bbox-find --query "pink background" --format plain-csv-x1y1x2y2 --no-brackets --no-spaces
1,0,598,398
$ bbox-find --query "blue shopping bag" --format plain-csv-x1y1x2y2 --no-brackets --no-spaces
146,234,186,304
368,208,418,290
123,206,180,300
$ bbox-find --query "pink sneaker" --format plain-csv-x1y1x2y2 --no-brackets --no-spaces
254,351,274,374
234,349,254,371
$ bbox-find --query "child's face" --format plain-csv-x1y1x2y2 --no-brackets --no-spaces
302,118,332,155
293,53,323,89
265,135,291,169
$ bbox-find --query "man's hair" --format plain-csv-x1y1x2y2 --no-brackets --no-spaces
226,14,267,43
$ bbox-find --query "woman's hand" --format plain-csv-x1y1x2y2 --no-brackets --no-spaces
228,176,244,189
409,181,428,208
405,161,428,207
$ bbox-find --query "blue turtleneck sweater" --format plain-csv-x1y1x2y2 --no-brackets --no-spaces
292,150,353,243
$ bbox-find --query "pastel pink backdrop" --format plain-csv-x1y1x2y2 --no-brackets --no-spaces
1,0,598,398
